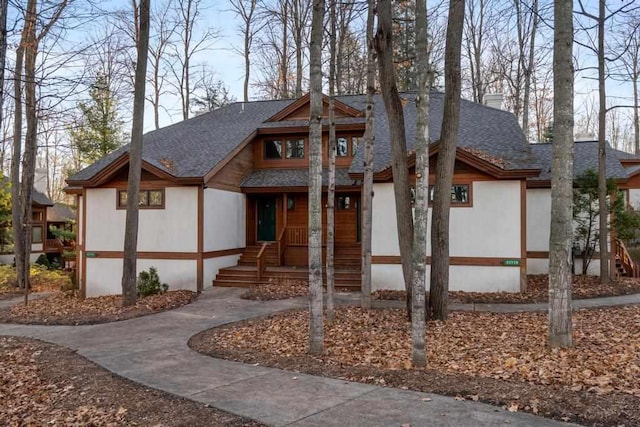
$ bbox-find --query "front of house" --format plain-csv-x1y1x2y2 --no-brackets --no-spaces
66,92,640,298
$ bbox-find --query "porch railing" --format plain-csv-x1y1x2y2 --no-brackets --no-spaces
286,226,308,246
276,227,286,266
256,242,269,282
615,237,639,278
45,238,64,252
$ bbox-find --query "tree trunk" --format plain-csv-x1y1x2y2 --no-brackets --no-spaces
360,0,376,310
21,0,38,305
521,0,538,139
122,0,150,307
243,3,253,103
548,0,574,348
307,0,324,355
0,0,8,139
597,0,609,284
326,0,337,323
374,0,414,316
429,0,465,321
634,73,639,155
411,0,429,367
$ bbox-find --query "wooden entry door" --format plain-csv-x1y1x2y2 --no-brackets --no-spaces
257,198,277,241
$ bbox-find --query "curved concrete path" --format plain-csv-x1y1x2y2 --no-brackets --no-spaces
3,288,633,426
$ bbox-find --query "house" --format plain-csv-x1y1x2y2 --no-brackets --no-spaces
0,177,61,264
64,92,640,297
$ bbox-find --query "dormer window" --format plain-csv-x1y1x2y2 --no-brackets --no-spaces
264,139,282,159
286,139,305,158
337,137,348,157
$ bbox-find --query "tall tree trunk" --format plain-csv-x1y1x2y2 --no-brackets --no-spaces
308,0,324,355
634,73,639,155
597,0,609,283
374,0,414,316
521,0,537,139
360,0,376,310
122,0,150,307
11,1,30,293
0,0,8,139
243,3,253,103
429,0,465,321
21,0,38,305
326,0,337,323
411,0,429,367
548,0,574,348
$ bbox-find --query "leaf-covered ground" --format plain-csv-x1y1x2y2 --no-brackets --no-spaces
0,265,72,300
240,274,640,303
0,290,197,325
0,336,263,426
190,305,640,426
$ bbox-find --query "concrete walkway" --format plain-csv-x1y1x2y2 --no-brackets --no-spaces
3,289,634,426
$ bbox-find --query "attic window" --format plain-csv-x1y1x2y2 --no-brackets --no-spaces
118,189,165,209
352,137,362,156
337,138,348,157
286,139,305,159
264,139,282,159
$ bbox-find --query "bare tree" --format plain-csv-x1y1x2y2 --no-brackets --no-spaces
169,0,217,120
148,1,178,129
411,0,429,367
290,0,311,97
326,0,337,322
360,0,375,310
374,0,414,315
614,15,640,153
121,0,150,307
548,0,574,348
308,0,324,355
229,0,262,102
463,0,492,103
0,0,7,156
12,0,68,299
429,0,465,321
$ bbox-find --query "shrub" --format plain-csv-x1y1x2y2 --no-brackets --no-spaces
35,254,50,269
137,267,168,297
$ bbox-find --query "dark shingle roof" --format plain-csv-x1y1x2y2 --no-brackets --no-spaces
347,93,537,174
612,147,640,161
242,168,354,188
68,92,537,185
68,99,296,182
0,177,53,206
529,141,628,181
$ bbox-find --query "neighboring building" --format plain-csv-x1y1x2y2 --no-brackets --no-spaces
65,92,640,297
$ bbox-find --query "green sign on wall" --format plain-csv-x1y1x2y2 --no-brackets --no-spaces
502,259,520,266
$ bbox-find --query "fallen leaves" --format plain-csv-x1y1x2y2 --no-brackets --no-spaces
0,337,264,426
241,280,308,301
0,290,197,325
200,305,640,398
374,274,640,304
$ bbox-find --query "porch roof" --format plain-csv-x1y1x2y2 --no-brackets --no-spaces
241,168,355,189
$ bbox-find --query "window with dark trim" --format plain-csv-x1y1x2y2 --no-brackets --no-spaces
287,196,296,210
337,196,351,209
351,137,362,156
118,189,165,209
337,137,349,157
32,226,43,243
286,139,305,159
411,184,471,206
264,139,282,159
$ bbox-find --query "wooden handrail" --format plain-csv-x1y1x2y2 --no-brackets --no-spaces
276,227,287,266
615,238,637,278
256,242,269,282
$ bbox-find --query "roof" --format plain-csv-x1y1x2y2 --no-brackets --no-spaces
612,147,640,162
47,203,76,222
529,141,628,182
0,177,54,206
68,99,296,182
241,168,354,188
346,92,538,174
67,93,538,186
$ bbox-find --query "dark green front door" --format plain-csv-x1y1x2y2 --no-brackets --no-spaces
257,198,276,241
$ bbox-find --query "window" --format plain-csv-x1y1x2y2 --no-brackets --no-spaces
264,139,282,159
118,189,165,209
352,137,362,156
287,196,295,210
32,226,43,243
337,137,348,157
286,139,305,159
337,196,351,209
411,184,471,206
32,210,43,222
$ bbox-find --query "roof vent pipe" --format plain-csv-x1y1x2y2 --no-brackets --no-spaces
484,93,503,110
